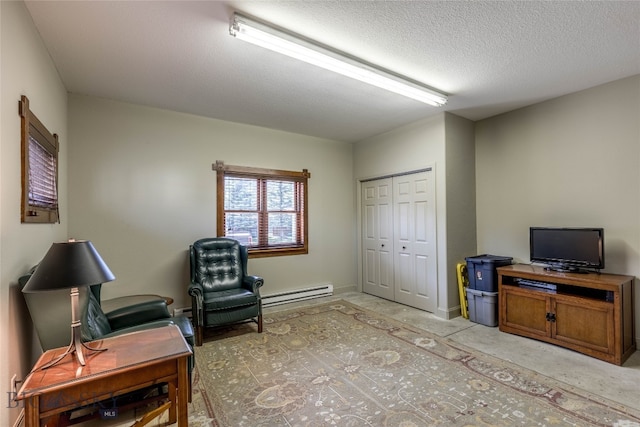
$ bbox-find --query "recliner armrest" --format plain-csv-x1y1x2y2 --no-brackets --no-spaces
187,282,204,297
187,282,205,326
106,300,171,331
243,275,264,293
98,320,180,339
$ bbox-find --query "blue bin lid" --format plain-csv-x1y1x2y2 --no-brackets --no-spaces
465,254,513,264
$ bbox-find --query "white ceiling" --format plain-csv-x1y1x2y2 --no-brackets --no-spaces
24,1,640,142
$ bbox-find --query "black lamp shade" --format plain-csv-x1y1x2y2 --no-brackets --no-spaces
22,240,115,292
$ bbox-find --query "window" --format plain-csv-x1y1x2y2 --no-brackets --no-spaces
214,161,310,257
19,96,60,223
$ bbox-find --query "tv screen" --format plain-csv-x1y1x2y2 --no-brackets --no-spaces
530,227,604,272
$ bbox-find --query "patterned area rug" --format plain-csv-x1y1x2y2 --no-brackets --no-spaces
185,301,640,426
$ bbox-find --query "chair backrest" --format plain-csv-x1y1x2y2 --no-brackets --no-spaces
82,291,112,340
19,267,90,350
90,283,102,304
190,237,248,294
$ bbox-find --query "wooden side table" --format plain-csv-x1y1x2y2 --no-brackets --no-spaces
16,325,192,426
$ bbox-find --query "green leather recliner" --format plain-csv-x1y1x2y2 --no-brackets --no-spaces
188,237,264,346
83,284,194,344
19,270,195,385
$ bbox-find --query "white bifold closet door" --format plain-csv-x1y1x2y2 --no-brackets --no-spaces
362,170,437,312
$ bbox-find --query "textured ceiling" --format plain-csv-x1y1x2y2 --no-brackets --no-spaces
24,1,640,142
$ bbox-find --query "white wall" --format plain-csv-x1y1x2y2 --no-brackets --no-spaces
1,1,68,425
68,95,356,309
475,75,640,340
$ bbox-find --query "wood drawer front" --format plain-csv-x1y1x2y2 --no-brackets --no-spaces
502,288,549,337
553,298,614,354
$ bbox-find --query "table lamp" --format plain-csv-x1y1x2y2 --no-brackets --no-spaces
22,239,115,369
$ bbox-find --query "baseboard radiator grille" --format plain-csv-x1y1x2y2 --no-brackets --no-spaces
172,284,334,315
262,284,333,308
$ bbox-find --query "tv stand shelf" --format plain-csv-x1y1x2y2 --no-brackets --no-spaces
497,264,635,365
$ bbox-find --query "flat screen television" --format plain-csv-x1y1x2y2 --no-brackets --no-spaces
530,227,604,272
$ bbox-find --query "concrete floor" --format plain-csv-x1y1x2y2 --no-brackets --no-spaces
266,291,640,412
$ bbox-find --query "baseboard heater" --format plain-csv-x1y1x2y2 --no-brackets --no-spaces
262,284,334,308
172,284,334,316
173,306,192,318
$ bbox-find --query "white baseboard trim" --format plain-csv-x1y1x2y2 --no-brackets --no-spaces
333,284,358,295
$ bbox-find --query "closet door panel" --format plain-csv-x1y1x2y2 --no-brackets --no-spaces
394,193,413,300
362,178,394,300
415,254,430,298
394,171,437,312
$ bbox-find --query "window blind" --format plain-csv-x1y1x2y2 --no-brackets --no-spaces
28,135,58,209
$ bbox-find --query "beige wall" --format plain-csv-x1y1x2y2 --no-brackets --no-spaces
444,113,477,311
68,95,357,309
354,113,476,318
3,5,639,425
1,1,68,425
475,75,640,340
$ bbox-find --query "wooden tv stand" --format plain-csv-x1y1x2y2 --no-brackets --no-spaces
497,264,635,365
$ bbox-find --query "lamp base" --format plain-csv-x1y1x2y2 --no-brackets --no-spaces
40,322,106,369
40,287,107,369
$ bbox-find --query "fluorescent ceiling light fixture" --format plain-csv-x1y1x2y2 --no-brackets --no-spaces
229,13,448,107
